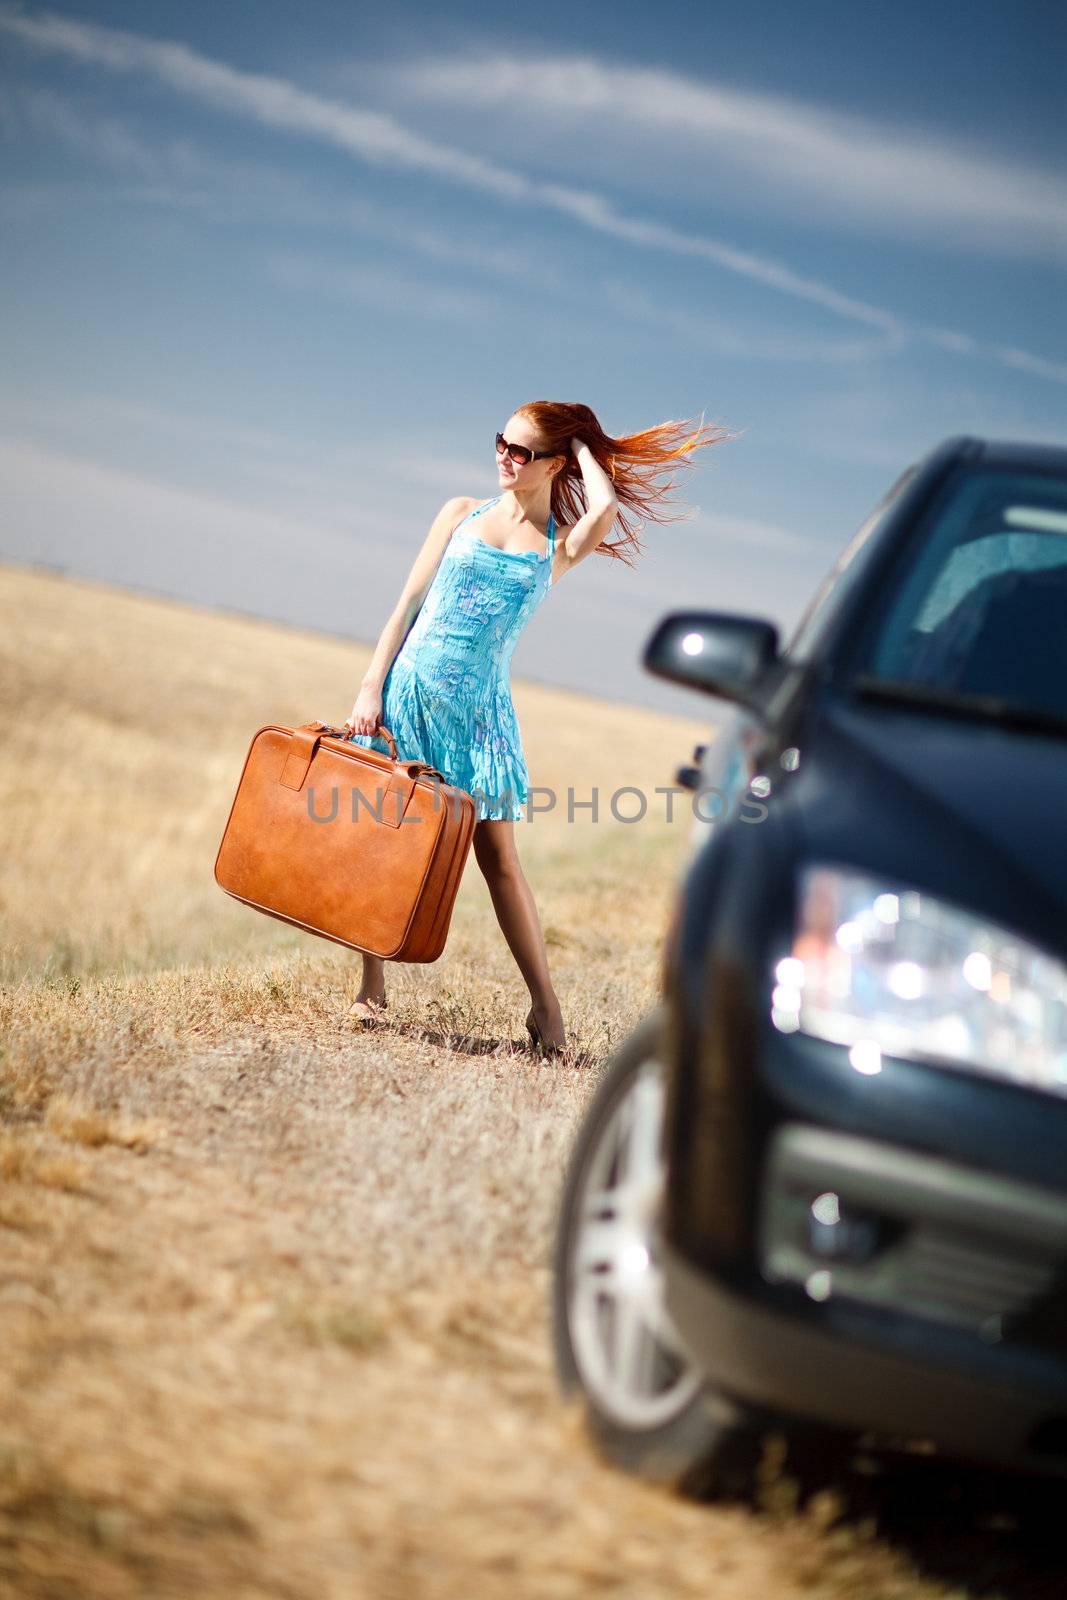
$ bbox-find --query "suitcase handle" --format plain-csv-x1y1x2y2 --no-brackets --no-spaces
305,720,446,786
307,718,400,761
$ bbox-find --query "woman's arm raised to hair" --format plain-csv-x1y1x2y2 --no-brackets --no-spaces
573,436,617,511
355,496,473,695
557,438,620,575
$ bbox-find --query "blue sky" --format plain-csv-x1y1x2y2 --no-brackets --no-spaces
1,0,1064,714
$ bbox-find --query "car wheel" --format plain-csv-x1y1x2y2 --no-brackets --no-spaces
552,1005,766,1496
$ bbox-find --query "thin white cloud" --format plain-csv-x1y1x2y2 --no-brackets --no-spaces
992,345,1067,384
783,375,1067,469
690,510,817,555
598,279,906,366
396,53,1067,262
0,388,493,516
1,7,1064,384
0,83,582,297
534,180,901,332
0,432,376,576
0,83,157,168
1,86,898,363
0,89,935,376
265,250,497,322
0,7,531,196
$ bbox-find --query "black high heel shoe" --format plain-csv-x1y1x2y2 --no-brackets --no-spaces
525,1007,566,1057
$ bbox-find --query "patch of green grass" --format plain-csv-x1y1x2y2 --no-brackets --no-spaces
170,1491,257,1541
276,1296,385,1354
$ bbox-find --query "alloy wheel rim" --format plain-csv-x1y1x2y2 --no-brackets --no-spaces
567,1055,703,1428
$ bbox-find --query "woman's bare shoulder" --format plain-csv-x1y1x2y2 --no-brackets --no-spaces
442,495,482,528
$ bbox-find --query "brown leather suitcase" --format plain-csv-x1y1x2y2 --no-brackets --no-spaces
214,720,476,961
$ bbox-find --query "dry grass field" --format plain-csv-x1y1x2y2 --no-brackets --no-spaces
0,562,1057,1599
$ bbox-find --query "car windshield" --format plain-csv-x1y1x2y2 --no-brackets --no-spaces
850,464,1067,728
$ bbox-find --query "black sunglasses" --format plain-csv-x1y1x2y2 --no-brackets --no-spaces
495,431,561,467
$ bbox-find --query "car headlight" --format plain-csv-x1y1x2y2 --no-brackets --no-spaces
770,863,1067,1097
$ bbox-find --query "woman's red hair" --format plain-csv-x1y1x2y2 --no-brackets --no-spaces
516,400,737,566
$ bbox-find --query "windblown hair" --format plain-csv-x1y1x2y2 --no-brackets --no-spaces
515,400,737,566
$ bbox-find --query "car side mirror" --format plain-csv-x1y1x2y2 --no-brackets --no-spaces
642,610,780,711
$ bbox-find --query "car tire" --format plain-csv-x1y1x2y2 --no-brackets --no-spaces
551,1005,769,1498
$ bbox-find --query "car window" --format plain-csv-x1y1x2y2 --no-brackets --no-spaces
784,464,917,662
915,531,1067,630
857,467,1067,720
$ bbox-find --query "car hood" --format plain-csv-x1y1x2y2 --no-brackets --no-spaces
788,695,1067,956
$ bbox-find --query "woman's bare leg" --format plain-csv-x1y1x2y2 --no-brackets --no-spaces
472,817,566,1050
349,951,388,1021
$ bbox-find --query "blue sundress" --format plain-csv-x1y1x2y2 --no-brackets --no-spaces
346,496,557,821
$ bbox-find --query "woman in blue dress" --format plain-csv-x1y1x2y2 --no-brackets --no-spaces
344,400,729,1054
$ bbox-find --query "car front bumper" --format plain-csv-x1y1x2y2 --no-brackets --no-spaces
663,1121,1067,1477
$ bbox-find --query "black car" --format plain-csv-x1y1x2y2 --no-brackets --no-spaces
552,436,1067,1496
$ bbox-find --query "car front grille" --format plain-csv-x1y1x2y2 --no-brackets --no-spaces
893,1228,1055,1337
759,1124,1067,1349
